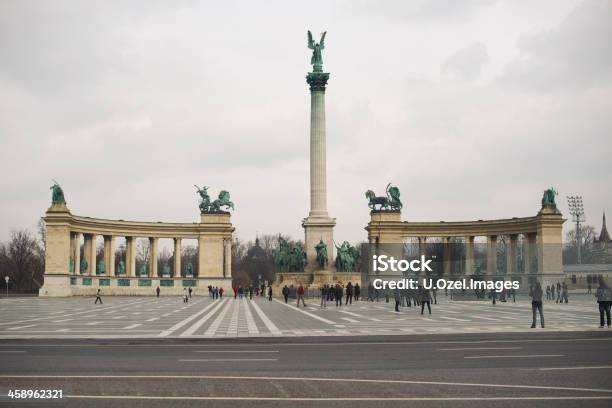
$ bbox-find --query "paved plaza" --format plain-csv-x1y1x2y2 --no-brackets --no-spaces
0,294,605,339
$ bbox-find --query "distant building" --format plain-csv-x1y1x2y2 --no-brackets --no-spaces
595,212,611,244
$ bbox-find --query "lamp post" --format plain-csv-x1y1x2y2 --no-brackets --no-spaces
567,195,585,264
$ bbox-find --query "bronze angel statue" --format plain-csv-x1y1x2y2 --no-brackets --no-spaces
307,30,326,71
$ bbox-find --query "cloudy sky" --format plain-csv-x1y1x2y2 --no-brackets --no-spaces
1,0,611,245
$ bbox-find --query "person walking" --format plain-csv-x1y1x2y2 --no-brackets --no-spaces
156,286,160,298
556,282,562,303
183,288,188,303
188,287,193,298
529,282,545,328
268,285,273,301
561,282,569,303
297,284,306,307
345,282,353,305
335,284,343,307
596,277,612,328
249,286,253,300
394,288,401,312
219,287,224,298
282,285,289,303
320,285,328,308
354,283,361,302
588,283,592,295
367,282,374,302
431,287,438,305
94,289,103,304
419,284,432,315
550,284,555,301
546,285,551,300
490,289,497,305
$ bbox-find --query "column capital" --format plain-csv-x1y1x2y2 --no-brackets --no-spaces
306,71,329,91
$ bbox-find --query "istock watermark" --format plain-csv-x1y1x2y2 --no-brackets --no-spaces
371,278,520,292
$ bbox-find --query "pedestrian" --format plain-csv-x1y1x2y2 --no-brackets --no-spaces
367,282,374,302
94,288,103,304
432,287,437,305
354,283,361,301
183,288,188,303
596,277,612,328
546,285,551,300
238,286,244,299
233,286,238,299
156,286,160,298
529,282,545,328
255,287,260,297
561,282,569,303
588,283,592,295
419,284,432,315
320,285,328,308
335,283,343,307
249,286,253,300
268,285,273,301
490,289,497,305
550,284,555,301
297,284,306,307
208,285,212,298
345,282,353,305
394,288,401,312
213,286,218,299
219,287,224,298
282,285,290,303
188,287,193,298
556,282,562,303
510,287,516,303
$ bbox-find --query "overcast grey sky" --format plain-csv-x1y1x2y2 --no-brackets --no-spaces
1,0,611,244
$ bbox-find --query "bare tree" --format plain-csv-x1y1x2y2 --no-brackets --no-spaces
0,229,44,293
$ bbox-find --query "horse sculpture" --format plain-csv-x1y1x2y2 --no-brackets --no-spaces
365,183,402,211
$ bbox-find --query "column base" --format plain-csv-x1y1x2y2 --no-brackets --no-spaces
302,216,335,274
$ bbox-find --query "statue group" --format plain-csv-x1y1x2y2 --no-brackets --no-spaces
272,236,307,272
194,185,234,213
542,187,558,207
50,180,66,204
365,183,402,211
335,241,359,272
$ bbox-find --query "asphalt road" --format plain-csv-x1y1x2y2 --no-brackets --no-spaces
1,331,611,407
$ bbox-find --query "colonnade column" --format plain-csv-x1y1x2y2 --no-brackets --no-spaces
442,237,451,276
223,238,231,278
173,238,182,277
487,235,498,275
149,237,158,277
103,236,115,276
464,236,474,275
72,233,81,274
507,234,518,275
126,237,136,277
524,233,536,275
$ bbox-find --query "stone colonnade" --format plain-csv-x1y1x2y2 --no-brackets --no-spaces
39,203,234,297
366,205,565,289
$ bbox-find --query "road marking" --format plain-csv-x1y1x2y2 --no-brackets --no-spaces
340,317,359,323
194,350,278,353
159,299,224,337
465,354,564,359
7,324,37,330
440,316,470,322
273,299,335,325
123,324,142,330
524,366,612,371
146,317,159,322
204,299,233,336
241,298,259,335
438,347,523,351
65,396,612,401
179,358,278,362
8,374,610,393
250,301,282,335
225,299,240,336
0,351,26,353
52,319,72,323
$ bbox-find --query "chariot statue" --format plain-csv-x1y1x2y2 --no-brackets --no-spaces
195,185,234,212
50,180,66,204
365,183,402,211
334,241,358,272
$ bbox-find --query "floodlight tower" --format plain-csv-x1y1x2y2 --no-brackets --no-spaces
566,195,585,264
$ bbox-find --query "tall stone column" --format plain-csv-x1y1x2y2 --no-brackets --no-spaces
303,67,335,273
72,232,81,274
173,238,182,277
103,236,112,276
442,237,451,276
